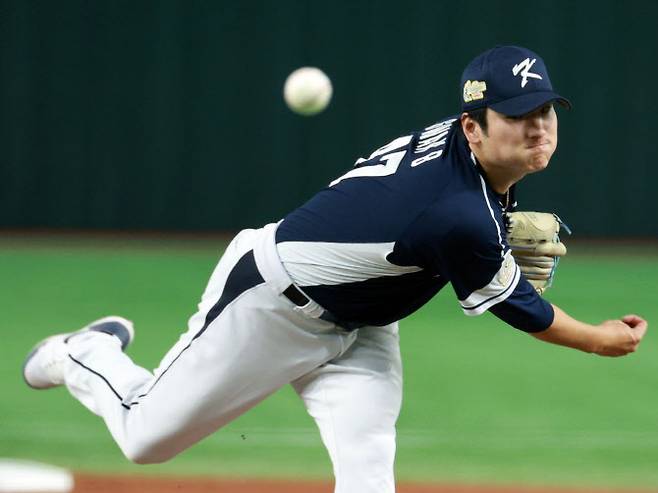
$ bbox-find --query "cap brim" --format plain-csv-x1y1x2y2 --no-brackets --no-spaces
489,91,572,117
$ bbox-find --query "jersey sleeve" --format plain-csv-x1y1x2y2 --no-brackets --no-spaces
488,277,555,332
405,202,553,332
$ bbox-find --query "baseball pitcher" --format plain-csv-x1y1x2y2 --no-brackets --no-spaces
23,45,648,493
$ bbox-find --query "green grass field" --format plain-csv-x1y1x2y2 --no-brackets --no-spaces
1,235,658,489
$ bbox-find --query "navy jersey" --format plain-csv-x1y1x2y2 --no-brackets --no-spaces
275,117,554,332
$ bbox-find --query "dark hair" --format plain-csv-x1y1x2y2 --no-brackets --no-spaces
466,107,488,134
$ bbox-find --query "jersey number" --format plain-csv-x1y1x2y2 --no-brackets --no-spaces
329,150,407,187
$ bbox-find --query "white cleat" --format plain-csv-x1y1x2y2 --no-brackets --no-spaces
22,316,135,390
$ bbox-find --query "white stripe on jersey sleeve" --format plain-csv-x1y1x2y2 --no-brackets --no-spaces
459,249,521,316
277,241,423,287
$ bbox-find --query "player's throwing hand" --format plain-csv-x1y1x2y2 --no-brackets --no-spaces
592,315,648,357
532,306,648,357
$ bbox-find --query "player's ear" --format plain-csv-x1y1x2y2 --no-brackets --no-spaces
460,113,482,144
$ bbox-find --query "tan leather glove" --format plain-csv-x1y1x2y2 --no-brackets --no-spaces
505,211,570,295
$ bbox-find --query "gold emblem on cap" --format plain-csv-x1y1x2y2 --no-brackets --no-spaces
463,80,487,103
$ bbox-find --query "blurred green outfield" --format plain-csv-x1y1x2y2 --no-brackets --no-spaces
1,235,658,489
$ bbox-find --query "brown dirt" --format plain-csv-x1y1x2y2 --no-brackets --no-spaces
73,473,657,493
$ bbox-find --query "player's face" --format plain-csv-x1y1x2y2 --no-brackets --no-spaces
482,104,558,173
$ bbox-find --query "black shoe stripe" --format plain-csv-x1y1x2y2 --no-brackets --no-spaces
90,323,130,350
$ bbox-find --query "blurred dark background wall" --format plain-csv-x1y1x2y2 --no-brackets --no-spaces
1,0,657,235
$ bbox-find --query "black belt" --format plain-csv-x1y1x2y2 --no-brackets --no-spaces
282,284,310,307
281,284,364,332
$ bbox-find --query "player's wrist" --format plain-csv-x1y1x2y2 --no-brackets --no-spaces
589,321,636,356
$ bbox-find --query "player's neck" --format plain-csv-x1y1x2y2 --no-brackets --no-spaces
470,148,523,194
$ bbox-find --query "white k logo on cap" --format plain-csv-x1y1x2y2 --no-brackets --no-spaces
512,58,543,88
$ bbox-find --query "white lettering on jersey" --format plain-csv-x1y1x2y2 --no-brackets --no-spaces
408,118,456,168
415,131,448,154
512,58,542,88
331,119,456,184
414,119,456,154
411,150,442,167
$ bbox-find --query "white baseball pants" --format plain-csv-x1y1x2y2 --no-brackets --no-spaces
61,223,403,493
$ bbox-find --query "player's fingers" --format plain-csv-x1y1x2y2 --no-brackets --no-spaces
631,319,648,340
621,314,643,326
622,315,648,336
616,316,647,348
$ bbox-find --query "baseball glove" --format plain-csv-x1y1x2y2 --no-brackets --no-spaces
505,211,570,295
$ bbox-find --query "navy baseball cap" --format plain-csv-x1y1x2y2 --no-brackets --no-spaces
461,45,572,117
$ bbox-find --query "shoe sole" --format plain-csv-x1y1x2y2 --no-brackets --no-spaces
22,316,134,390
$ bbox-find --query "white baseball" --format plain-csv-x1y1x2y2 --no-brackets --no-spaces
283,67,333,116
